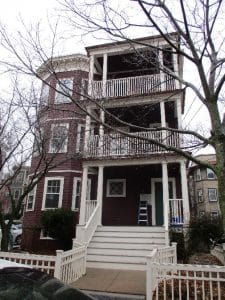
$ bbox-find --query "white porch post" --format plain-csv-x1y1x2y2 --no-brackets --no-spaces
162,162,169,245
176,98,182,130
84,108,91,154
99,110,105,155
160,101,167,145
158,49,165,91
79,166,88,225
97,165,104,225
173,52,179,89
102,53,108,97
88,55,94,96
180,160,190,225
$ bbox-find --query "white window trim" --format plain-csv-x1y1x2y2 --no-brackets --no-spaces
49,123,69,153
208,188,217,202
26,185,37,211
207,168,216,180
106,179,126,197
55,78,73,104
42,177,64,210
76,124,85,153
72,177,81,211
41,83,49,105
197,189,203,203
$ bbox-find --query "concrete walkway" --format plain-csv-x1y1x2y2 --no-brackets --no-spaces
70,268,146,296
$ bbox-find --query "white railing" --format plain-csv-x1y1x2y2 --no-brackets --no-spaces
85,130,181,158
55,246,86,284
0,251,56,275
82,73,177,99
148,243,177,264
169,198,184,225
0,246,86,284
76,203,100,245
146,262,225,300
85,200,97,223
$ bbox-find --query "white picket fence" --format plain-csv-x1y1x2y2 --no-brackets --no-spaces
0,244,86,284
146,245,225,300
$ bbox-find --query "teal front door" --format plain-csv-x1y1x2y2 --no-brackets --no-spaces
155,182,164,225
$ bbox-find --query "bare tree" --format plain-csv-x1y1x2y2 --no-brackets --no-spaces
0,0,225,230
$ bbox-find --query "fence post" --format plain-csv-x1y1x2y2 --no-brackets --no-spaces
146,255,153,300
171,242,177,264
54,250,64,279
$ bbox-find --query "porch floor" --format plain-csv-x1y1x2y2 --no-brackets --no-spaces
70,268,146,296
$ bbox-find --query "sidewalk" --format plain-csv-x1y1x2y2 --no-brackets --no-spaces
70,268,146,296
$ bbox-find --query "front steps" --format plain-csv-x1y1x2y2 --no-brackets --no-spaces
86,226,166,270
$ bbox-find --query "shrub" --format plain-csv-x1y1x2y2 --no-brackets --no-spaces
170,229,187,262
41,208,74,250
187,214,223,253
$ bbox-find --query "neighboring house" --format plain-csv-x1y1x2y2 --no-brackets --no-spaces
22,34,190,269
188,154,220,218
0,166,29,216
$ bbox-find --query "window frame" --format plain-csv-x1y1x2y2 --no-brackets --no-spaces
207,168,216,180
197,189,203,203
26,185,37,211
72,177,91,210
55,78,73,104
210,211,219,219
40,83,49,105
49,123,69,153
208,188,217,202
42,177,64,210
196,168,201,181
106,179,126,197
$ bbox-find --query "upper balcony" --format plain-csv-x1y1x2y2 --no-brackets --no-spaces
81,73,178,100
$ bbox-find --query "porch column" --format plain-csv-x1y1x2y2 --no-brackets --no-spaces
88,55,94,96
176,98,182,130
162,162,169,231
99,110,105,156
180,160,190,225
97,165,104,225
158,49,165,91
173,52,179,89
102,53,108,97
160,101,167,146
79,166,88,225
84,108,91,154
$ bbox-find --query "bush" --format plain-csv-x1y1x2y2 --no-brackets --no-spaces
187,214,223,253
41,208,74,250
170,229,187,262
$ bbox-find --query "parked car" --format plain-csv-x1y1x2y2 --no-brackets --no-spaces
0,222,22,248
0,260,96,299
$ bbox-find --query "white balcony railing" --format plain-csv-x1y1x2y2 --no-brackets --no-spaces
85,130,181,158
82,73,177,99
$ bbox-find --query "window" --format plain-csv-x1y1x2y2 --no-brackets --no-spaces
49,124,69,153
72,178,81,210
40,83,49,105
26,185,37,211
13,189,21,200
197,189,203,203
210,211,219,219
76,124,85,153
42,177,64,209
196,168,201,181
208,188,217,202
107,179,126,197
207,168,216,180
33,128,44,157
55,78,73,104
72,178,91,210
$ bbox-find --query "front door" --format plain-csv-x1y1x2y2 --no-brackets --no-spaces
155,182,164,225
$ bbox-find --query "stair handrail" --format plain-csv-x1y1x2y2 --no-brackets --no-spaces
75,203,100,246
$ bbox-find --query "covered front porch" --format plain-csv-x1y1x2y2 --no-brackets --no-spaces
77,158,189,235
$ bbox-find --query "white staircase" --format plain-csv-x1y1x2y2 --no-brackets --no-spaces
86,226,166,270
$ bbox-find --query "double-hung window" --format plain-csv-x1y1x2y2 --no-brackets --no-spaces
42,177,64,209
197,189,203,203
72,177,91,210
208,188,217,202
49,124,69,153
26,185,37,211
196,169,201,181
55,78,73,104
41,83,49,105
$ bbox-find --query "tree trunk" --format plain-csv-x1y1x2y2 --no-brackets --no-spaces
1,227,9,251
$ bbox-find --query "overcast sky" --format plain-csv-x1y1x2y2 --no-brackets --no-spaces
0,1,218,154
